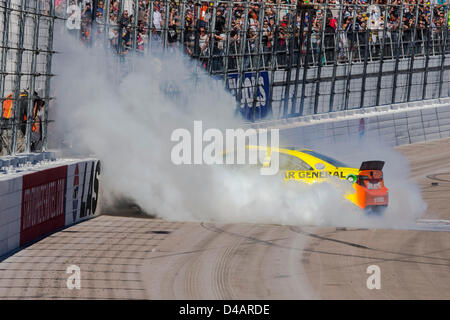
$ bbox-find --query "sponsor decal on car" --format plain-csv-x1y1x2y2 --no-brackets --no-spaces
284,170,347,180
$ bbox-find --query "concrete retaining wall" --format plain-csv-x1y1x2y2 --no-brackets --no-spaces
249,98,450,147
0,157,100,258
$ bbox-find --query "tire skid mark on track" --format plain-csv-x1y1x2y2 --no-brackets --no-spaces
203,223,450,265
289,226,450,263
200,222,293,250
289,227,369,249
201,223,450,281
214,242,236,299
426,173,450,183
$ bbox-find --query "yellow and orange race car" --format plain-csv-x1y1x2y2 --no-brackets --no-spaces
246,146,389,213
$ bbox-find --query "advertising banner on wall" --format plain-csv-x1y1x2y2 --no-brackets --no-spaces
227,71,271,121
66,160,101,226
20,166,68,246
0,159,101,257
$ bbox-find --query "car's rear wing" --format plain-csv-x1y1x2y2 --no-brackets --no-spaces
360,161,385,171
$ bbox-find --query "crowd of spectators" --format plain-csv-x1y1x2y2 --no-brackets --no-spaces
57,0,450,72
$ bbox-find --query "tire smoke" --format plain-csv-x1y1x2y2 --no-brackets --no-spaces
51,29,426,229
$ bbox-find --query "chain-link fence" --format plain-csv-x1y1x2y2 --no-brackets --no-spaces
3,0,449,156
0,0,56,156
57,0,450,122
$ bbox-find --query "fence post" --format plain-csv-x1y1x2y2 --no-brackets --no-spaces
299,6,313,116
329,3,343,112
236,1,249,119
251,0,267,121
283,4,298,118
375,4,389,107
406,3,420,102
291,5,306,116
10,0,27,155
25,0,42,153
392,2,404,104
0,0,12,154
313,0,329,115
43,0,56,151
438,5,449,98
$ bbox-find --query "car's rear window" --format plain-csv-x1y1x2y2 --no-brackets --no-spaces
300,150,349,168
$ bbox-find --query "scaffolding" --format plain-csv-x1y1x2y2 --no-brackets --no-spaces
0,0,56,156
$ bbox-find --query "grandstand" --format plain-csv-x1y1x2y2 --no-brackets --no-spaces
61,0,450,120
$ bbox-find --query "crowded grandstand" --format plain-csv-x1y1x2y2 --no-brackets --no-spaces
60,0,450,72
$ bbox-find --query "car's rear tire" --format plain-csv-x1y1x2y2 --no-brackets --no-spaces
365,205,387,216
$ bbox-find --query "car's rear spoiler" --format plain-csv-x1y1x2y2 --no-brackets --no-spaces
360,161,385,171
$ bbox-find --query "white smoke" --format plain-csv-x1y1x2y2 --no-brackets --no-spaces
298,135,428,228
50,28,426,229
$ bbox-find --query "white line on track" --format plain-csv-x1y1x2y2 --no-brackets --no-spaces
410,219,450,231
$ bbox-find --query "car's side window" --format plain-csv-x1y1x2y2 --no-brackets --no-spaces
278,153,313,171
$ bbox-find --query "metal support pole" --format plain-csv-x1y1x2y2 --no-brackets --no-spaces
207,2,217,73
291,6,306,116
406,4,420,102
25,0,41,153
163,0,169,49
283,5,298,118
104,0,111,50
329,3,343,112
0,0,11,156
148,0,154,51
438,6,449,98
180,0,186,46
132,0,139,53
314,0,329,114
422,4,432,100
236,1,249,118
43,0,56,151
359,16,370,108
343,6,357,110
268,3,281,118
375,4,389,107
11,0,27,155
251,1,266,121
0,0,11,127
222,0,233,90
392,2,404,104
299,7,313,116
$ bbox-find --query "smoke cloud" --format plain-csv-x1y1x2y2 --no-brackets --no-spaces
50,27,426,229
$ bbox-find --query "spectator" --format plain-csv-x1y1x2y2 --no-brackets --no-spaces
66,0,81,36
121,24,132,54
30,91,45,152
324,15,336,64
167,7,180,49
198,26,210,67
212,25,226,71
60,0,450,70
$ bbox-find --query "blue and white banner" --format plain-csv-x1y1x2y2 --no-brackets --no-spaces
227,71,271,121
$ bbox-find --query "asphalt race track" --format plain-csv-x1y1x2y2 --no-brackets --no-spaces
0,139,449,299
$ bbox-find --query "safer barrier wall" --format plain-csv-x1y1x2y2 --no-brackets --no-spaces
250,98,450,148
0,158,100,258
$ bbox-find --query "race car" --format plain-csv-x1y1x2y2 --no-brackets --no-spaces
245,146,389,213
